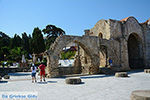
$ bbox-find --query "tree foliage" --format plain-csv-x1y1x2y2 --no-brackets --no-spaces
61,51,76,60
42,25,65,49
32,27,45,54
0,24,65,62
10,34,22,48
22,32,30,53
0,32,11,61
0,31,10,47
8,47,25,61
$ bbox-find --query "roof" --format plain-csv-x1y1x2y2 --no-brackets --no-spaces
120,17,130,22
141,18,150,24
120,16,140,25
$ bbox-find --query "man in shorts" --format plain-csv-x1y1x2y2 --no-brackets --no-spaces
39,63,46,82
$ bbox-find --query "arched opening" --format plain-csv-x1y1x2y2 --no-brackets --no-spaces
127,33,144,69
57,41,93,75
57,42,78,75
46,36,99,77
98,33,103,38
99,45,108,67
74,41,93,74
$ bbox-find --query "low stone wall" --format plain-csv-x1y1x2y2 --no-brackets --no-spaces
58,67,74,76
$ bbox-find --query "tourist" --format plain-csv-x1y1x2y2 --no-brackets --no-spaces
31,63,37,83
109,58,113,67
39,62,46,82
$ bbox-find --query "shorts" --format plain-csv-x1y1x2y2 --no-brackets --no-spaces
40,71,45,76
31,73,36,77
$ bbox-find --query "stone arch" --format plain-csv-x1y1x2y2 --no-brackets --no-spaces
127,33,144,69
124,16,143,41
99,45,108,67
98,32,103,38
46,35,100,77
121,16,140,24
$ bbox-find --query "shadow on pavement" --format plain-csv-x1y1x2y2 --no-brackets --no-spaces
8,73,31,76
127,69,144,75
66,82,85,85
37,82,48,84
0,81,8,83
47,81,57,83
80,75,113,79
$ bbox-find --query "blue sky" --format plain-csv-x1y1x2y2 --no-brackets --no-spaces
0,0,149,37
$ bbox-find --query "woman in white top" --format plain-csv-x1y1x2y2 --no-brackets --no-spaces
31,63,37,83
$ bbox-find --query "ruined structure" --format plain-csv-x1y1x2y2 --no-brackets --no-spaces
45,16,150,77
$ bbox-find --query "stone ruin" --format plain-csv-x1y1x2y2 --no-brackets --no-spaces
45,16,150,77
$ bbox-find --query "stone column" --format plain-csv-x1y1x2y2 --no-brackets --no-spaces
73,56,81,74
45,56,50,77
121,39,130,71
46,54,59,78
89,55,100,74
74,44,82,74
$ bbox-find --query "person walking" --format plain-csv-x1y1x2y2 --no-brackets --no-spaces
39,63,46,82
31,63,37,83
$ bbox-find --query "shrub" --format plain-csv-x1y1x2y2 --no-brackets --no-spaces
61,51,76,60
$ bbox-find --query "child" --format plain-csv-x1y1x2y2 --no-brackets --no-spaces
31,63,37,83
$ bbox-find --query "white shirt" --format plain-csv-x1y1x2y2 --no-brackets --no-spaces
31,66,37,73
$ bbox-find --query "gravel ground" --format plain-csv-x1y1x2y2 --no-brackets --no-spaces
0,70,150,100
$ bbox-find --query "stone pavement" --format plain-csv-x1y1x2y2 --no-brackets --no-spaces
0,71,150,100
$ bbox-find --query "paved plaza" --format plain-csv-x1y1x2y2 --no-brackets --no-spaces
0,70,150,100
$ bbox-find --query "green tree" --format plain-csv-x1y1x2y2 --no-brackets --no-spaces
0,31,11,60
22,32,30,53
0,31,10,47
32,27,45,54
28,34,33,54
10,34,22,49
61,51,76,60
8,47,25,61
0,46,10,61
42,25,65,49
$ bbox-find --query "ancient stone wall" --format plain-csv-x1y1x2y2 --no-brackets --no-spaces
58,67,74,76
122,17,145,69
90,19,111,39
45,17,150,77
86,16,149,70
141,22,150,68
